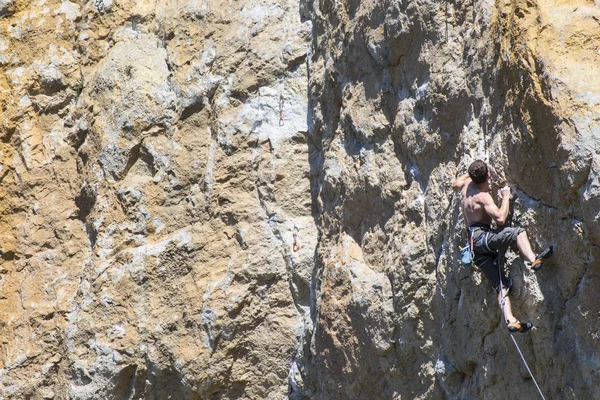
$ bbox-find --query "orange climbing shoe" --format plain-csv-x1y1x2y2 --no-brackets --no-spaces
508,321,533,333
530,246,554,271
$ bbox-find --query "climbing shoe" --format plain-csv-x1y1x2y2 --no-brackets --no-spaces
508,321,533,333
530,246,554,271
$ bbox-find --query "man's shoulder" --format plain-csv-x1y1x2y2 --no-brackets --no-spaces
467,189,492,203
475,191,495,207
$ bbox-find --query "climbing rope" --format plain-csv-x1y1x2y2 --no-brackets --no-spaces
509,334,546,400
498,257,546,400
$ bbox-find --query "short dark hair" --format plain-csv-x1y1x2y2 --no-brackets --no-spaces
468,160,488,184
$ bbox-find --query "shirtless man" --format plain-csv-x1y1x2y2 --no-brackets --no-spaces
452,160,553,333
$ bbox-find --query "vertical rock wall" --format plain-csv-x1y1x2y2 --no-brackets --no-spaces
301,0,600,399
1,0,600,399
0,0,314,398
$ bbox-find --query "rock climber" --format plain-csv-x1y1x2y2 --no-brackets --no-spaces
452,160,553,333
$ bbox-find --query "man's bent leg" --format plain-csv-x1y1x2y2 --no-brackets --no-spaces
516,231,536,263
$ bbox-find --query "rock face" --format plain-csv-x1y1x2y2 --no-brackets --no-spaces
0,0,599,399
300,0,600,399
0,0,314,398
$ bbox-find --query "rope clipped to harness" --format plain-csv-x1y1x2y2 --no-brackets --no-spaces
497,258,546,400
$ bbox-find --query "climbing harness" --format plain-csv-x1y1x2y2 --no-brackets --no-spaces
279,94,284,126
480,231,492,254
497,256,546,400
469,225,493,254
461,225,491,266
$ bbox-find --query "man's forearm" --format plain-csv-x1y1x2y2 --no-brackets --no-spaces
498,196,510,225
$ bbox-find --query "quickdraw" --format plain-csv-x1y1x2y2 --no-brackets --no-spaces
279,94,284,126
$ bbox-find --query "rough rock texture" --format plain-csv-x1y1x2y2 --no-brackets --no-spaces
299,0,600,399
1,0,600,399
0,0,314,398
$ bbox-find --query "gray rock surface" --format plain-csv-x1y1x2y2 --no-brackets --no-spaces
0,0,13,17
0,0,313,398
299,0,600,399
0,0,599,399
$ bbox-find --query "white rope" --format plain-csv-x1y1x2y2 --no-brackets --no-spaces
509,334,546,400
497,254,546,400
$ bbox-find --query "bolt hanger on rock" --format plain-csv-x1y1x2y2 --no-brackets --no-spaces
279,94,284,126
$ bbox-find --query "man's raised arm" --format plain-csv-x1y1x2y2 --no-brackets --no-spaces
481,187,511,225
452,173,471,192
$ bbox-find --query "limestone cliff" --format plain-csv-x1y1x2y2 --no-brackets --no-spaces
1,0,313,398
0,0,599,399
300,0,600,399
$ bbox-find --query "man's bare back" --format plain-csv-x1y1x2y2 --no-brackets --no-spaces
452,173,510,227
461,181,493,226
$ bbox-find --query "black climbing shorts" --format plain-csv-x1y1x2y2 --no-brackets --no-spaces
473,253,511,292
474,225,525,253
469,224,525,292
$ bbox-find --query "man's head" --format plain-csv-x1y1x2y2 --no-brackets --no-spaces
468,160,489,184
